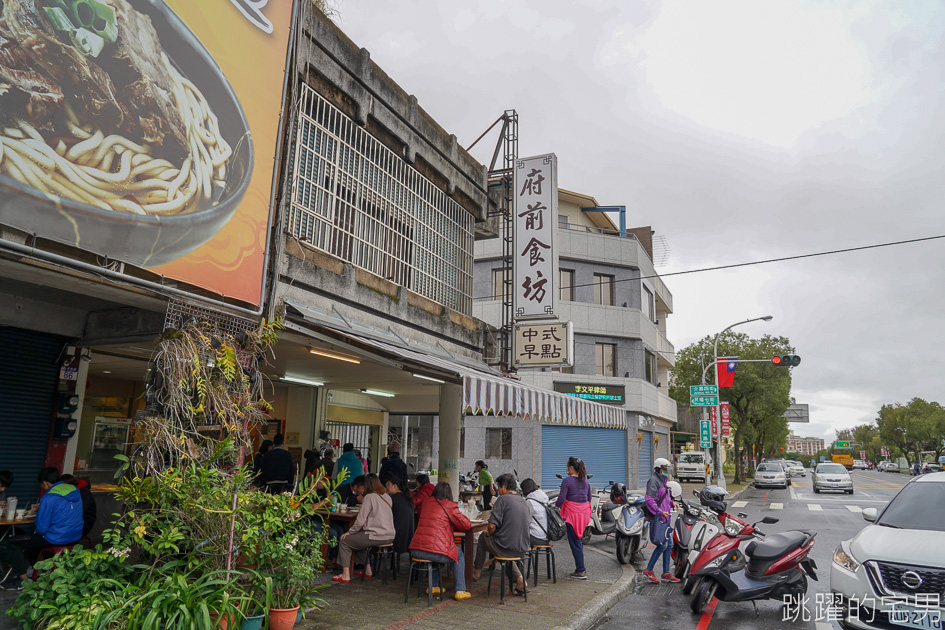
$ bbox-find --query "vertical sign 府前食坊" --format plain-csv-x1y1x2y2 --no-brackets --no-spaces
709,405,718,436
514,154,558,319
720,402,730,437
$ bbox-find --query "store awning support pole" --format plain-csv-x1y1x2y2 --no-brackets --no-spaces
438,383,463,496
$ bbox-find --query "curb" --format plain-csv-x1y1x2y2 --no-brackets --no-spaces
554,564,636,630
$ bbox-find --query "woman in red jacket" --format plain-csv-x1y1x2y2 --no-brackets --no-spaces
411,473,435,509
408,482,472,600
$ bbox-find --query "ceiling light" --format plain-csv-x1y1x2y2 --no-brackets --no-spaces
362,389,395,398
102,370,111,374
413,373,444,384
281,376,324,387
309,348,360,364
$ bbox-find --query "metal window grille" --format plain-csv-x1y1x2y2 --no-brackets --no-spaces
164,299,257,338
287,85,475,313
327,422,372,456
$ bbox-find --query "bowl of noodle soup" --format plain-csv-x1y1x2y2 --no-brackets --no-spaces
0,0,253,268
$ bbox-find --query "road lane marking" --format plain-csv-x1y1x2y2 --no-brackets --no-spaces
732,501,748,508
790,483,797,500
771,503,783,510
696,596,720,630
808,504,823,511
816,623,833,630
846,505,863,513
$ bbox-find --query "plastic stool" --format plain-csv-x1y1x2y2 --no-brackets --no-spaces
370,543,397,584
487,556,526,603
404,558,444,608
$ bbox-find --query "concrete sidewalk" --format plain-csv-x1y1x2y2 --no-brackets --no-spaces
299,536,633,630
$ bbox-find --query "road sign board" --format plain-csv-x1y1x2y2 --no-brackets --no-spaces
820,456,826,462
710,406,718,436
835,440,851,449
859,451,866,459
690,395,720,406
699,419,712,448
690,385,718,396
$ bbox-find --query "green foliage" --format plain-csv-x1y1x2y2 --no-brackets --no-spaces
670,332,795,482
877,398,945,464
8,545,135,630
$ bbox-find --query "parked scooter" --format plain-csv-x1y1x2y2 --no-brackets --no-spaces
670,484,704,578
687,487,818,614
679,493,721,593
610,482,649,563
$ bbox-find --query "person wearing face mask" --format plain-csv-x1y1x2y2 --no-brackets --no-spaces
640,457,679,584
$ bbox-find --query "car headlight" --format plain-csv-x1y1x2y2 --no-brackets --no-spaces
833,545,860,573
724,519,742,536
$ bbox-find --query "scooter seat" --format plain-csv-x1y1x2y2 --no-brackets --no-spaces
746,531,807,560
602,501,618,511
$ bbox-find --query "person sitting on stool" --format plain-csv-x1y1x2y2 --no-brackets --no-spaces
0,468,83,590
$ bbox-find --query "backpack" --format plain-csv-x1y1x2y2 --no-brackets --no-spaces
641,488,666,519
529,498,566,541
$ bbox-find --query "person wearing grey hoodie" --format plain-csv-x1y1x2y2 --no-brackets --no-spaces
521,478,550,546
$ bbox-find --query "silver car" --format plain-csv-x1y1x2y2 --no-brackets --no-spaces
754,462,789,489
831,473,945,629
813,462,854,494
785,460,806,477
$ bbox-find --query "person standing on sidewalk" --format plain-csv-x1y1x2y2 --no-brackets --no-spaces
555,456,591,580
474,461,495,510
641,457,679,584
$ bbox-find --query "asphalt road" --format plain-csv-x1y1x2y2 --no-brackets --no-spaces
593,469,911,630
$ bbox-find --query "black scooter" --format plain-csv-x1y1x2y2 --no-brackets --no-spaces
672,497,703,579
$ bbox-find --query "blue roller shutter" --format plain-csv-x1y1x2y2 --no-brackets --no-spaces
541,425,627,490
0,327,64,505
637,430,653,485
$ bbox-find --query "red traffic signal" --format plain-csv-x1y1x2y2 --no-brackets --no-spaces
772,355,801,367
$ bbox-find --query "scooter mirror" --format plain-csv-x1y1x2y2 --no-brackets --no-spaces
609,480,615,485
738,512,749,519
556,474,564,479
761,516,780,524
587,473,594,479
693,490,700,498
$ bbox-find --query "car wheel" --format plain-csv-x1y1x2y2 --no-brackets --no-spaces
813,486,820,493
847,489,854,495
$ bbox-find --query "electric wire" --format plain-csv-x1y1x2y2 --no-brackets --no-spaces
473,232,945,301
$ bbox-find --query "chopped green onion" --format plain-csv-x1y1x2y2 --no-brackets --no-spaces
70,27,105,58
89,0,117,44
43,6,74,31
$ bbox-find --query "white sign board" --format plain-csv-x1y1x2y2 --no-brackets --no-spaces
513,153,557,320
513,321,573,368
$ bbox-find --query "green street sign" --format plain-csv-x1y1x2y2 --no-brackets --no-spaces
690,385,719,396
700,419,712,448
690,395,720,407
835,440,851,449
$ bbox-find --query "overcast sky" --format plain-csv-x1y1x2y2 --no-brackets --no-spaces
334,0,945,443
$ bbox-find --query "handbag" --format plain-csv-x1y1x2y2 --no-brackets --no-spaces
528,497,566,542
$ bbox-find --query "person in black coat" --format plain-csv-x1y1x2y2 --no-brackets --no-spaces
379,444,407,483
380,472,415,555
252,440,273,487
259,434,295,493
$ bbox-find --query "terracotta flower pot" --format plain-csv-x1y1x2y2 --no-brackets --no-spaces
268,606,300,630
209,611,237,629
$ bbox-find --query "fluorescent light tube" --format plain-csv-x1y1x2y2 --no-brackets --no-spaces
413,373,445,384
281,376,324,387
309,348,360,364
362,389,395,398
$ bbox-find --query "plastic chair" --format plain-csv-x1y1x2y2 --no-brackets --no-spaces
526,544,556,585
30,544,76,579
487,556,526,603
404,558,444,608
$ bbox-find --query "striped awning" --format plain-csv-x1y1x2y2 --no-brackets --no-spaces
464,372,625,429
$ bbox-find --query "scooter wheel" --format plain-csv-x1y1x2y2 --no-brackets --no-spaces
674,551,689,579
616,536,633,564
582,528,592,545
681,574,698,595
691,577,717,614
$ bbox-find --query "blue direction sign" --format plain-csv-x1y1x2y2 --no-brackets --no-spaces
700,420,712,448
690,385,719,396
690,395,720,406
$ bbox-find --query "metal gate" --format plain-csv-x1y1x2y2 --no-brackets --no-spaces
0,327,64,504
326,422,372,456
541,425,627,490
637,430,653,487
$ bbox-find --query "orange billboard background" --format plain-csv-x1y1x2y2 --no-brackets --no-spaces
153,1,294,306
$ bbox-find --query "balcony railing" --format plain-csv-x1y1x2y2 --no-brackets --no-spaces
558,219,639,239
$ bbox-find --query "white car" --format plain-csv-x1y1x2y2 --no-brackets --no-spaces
677,452,710,484
831,472,945,629
754,462,789,489
853,460,868,470
785,461,806,477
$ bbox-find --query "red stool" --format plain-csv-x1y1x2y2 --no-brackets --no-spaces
30,544,76,579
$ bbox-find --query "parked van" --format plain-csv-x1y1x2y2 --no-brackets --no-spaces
676,452,711,484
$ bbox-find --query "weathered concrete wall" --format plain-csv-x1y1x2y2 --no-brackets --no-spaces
300,10,489,222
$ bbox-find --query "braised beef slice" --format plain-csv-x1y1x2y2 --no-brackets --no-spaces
99,0,186,158
0,28,63,128
2,0,134,136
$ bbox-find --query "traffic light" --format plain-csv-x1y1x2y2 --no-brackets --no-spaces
771,355,801,367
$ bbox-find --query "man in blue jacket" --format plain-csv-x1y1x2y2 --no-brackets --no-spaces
0,468,83,590
334,443,363,503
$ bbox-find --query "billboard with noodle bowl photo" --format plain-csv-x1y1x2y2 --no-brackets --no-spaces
0,0,295,306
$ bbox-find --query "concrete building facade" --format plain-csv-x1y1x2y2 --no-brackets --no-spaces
470,189,678,490
787,433,825,456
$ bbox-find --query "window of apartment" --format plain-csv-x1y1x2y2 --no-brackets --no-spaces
593,274,615,306
642,286,655,322
595,343,616,377
492,267,510,300
645,350,657,385
485,428,513,459
560,269,575,302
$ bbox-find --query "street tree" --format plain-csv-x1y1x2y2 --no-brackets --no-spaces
670,332,795,484
876,398,945,465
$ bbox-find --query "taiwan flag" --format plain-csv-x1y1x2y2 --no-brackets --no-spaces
717,358,737,388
